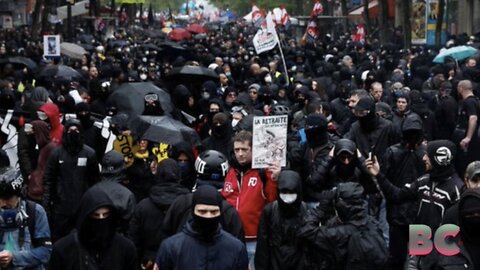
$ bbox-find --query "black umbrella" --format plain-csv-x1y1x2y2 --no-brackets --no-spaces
106,82,173,117
130,115,200,146
0,56,38,71
140,43,162,51
38,65,83,80
167,65,219,80
158,41,186,51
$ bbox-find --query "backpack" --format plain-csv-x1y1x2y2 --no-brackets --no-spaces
345,221,388,270
18,200,37,247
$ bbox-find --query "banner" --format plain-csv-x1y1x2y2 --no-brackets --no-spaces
252,9,265,28
353,24,365,43
253,29,277,54
252,115,287,168
411,0,427,44
2,16,13,29
43,35,61,57
426,0,447,46
310,0,324,17
306,20,320,43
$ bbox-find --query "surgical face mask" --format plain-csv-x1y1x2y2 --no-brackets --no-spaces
139,73,147,81
231,119,240,127
279,193,297,204
265,74,272,83
37,111,48,121
201,91,210,100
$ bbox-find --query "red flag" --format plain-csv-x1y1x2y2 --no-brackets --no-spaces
306,20,319,42
280,5,290,26
310,0,323,17
353,24,365,43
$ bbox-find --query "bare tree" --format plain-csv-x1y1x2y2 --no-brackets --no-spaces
435,0,445,48
403,0,411,49
363,0,370,36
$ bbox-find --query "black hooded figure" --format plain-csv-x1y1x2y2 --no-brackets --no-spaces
127,158,190,267
49,187,137,270
255,170,308,270
298,182,388,270
62,119,84,155
421,189,480,269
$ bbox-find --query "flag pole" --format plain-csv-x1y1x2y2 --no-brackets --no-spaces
274,31,290,86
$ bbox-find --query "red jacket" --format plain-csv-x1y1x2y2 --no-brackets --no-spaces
221,167,277,239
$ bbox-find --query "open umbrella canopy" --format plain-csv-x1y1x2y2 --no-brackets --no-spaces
106,82,173,117
0,56,38,71
130,115,200,146
167,65,219,80
168,28,192,41
433,45,478,63
38,65,83,80
60,42,88,60
186,23,207,34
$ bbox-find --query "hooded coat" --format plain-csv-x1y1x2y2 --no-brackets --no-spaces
127,159,190,264
38,103,63,145
380,113,426,226
377,140,463,231
42,120,99,239
298,182,387,270
255,170,308,270
28,120,57,201
156,220,248,270
421,189,480,269
49,188,137,270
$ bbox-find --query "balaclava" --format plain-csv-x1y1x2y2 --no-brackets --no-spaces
459,190,480,269
211,112,229,138
426,140,456,181
355,97,377,131
305,113,328,147
191,185,222,238
334,139,357,180
75,102,92,128
63,119,84,154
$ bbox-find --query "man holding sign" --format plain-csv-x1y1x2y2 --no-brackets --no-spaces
221,130,280,268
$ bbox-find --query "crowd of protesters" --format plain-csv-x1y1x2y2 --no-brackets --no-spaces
0,15,480,270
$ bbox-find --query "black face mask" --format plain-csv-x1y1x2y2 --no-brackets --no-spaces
358,113,377,131
64,132,83,154
305,127,328,147
212,124,227,137
191,214,220,238
77,113,91,128
178,161,192,180
80,216,116,250
462,215,480,244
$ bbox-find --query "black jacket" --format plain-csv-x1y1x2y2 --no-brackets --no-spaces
127,182,189,264
49,187,137,270
42,144,99,217
377,172,463,231
163,192,244,241
298,182,387,270
380,114,426,226
255,171,308,270
345,116,399,158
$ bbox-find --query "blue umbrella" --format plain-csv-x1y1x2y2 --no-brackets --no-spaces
433,45,478,63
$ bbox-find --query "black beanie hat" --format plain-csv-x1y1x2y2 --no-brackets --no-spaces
193,185,222,208
426,140,456,167
305,113,328,129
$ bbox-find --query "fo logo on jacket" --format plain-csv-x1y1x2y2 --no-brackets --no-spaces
248,177,258,187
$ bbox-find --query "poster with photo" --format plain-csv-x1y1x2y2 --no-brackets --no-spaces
411,0,427,44
252,115,287,168
43,35,61,57
2,16,13,29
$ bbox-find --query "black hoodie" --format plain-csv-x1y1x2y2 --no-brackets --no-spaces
255,170,307,270
127,158,190,264
50,188,137,270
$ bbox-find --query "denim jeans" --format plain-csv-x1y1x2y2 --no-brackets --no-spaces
246,241,257,270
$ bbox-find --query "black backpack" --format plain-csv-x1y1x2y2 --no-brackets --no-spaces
345,221,388,270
